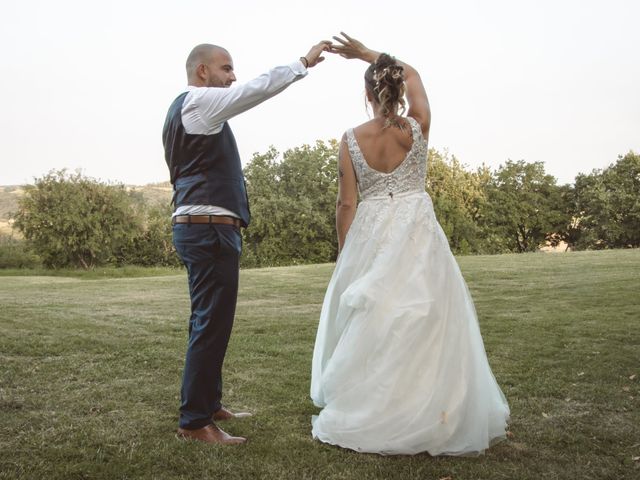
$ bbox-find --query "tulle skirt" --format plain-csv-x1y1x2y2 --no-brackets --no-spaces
310,190,510,455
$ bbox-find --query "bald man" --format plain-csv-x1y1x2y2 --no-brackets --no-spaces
163,41,330,445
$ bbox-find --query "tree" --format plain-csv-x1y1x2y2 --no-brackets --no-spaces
572,151,640,249
242,140,339,267
546,183,582,251
482,160,569,253
14,170,141,268
426,149,490,254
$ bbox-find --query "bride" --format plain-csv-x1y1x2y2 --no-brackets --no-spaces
310,33,510,456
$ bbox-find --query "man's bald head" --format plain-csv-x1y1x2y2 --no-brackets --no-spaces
186,44,236,87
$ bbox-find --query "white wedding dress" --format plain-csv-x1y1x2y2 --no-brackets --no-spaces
310,117,510,456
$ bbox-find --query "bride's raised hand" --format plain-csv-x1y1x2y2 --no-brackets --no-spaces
330,32,378,63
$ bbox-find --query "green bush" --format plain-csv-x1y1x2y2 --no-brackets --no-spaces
0,236,42,269
14,170,142,268
115,204,182,267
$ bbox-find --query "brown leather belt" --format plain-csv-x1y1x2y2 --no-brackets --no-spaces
172,215,241,227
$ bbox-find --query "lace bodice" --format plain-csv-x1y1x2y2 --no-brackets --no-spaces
346,116,428,200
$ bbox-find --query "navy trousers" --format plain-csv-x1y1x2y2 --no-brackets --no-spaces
172,223,242,430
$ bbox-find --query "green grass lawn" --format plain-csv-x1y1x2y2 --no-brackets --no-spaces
1,250,639,479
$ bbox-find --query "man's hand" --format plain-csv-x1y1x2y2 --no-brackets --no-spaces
329,32,379,63
303,40,332,68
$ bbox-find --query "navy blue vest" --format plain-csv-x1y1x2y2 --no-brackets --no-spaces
162,92,251,227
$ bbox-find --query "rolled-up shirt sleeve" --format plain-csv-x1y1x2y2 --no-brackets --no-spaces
182,60,308,135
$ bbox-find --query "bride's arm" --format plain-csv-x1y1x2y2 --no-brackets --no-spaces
336,134,358,254
330,32,431,137
401,60,430,138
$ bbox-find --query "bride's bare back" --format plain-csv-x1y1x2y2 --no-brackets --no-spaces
352,117,414,174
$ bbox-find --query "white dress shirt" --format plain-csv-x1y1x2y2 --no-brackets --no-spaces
173,60,308,218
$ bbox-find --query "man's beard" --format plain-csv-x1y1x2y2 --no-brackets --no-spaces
208,77,231,88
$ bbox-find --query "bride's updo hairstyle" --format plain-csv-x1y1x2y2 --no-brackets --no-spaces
364,53,406,128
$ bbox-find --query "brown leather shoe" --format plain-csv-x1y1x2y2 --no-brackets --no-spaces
213,406,253,421
176,424,246,445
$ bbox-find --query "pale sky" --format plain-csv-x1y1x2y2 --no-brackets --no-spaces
1,0,638,186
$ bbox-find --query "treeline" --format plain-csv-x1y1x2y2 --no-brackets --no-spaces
243,145,640,265
2,144,638,269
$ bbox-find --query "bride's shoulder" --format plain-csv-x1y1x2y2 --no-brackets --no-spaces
351,120,378,138
343,121,370,141
403,115,428,140
355,119,377,129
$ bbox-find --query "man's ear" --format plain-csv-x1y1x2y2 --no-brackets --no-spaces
197,64,207,81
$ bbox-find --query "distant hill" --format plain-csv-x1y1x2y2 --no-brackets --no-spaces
128,182,173,207
0,186,23,220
